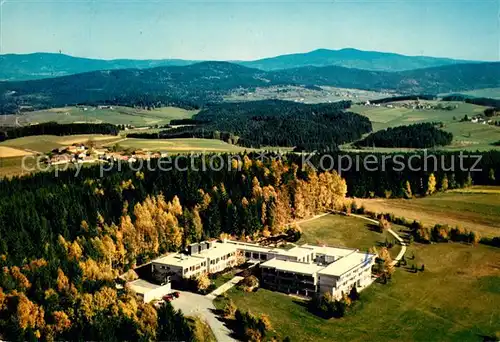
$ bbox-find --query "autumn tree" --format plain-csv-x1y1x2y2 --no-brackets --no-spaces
426,173,436,195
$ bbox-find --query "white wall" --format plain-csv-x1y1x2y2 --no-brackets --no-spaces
142,283,172,303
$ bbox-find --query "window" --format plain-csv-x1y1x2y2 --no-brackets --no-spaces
245,252,251,258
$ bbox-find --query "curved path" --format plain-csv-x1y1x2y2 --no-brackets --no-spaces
347,212,407,265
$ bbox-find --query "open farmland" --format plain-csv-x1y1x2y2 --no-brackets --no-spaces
355,187,500,238
0,134,123,153
215,239,500,341
441,88,500,100
350,101,486,132
113,138,293,154
1,106,198,127
115,138,253,153
0,146,34,158
348,101,500,151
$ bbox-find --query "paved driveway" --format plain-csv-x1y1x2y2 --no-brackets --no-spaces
171,291,237,342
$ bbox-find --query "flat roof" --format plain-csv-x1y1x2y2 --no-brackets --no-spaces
153,253,206,268
318,252,375,277
260,258,323,276
225,240,283,254
128,279,160,294
278,246,315,258
197,242,237,259
302,244,357,258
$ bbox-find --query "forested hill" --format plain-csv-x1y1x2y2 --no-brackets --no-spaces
1,49,473,81
0,52,197,81
355,122,454,148
158,100,372,151
241,48,471,72
1,61,500,114
0,62,269,113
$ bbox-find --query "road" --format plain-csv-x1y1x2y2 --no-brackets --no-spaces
171,290,237,342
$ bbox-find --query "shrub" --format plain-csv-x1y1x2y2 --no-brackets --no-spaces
223,299,237,319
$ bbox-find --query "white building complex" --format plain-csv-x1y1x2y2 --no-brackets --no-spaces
149,240,376,299
151,241,238,283
227,241,375,298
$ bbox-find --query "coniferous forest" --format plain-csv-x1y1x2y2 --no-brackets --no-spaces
143,100,373,151
0,150,499,339
355,123,453,148
0,122,119,142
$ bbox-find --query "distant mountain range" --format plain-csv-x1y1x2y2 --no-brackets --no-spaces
241,48,474,72
1,61,499,114
0,48,478,81
0,53,197,81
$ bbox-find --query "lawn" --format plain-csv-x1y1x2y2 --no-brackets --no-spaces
215,242,500,341
212,269,240,289
298,214,401,258
355,187,500,238
4,106,198,127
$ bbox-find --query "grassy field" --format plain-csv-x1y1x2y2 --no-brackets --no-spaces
0,156,38,178
298,214,401,258
3,106,198,127
355,187,500,238
0,134,123,153
441,88,500,100
215,242,500,341
349,101,500,151
442,122,500,151
350,101,487,132
0,146,34,158
115,138,254,153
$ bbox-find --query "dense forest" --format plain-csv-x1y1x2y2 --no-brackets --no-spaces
0,150,499,339
0,155,348,340
159,100,372,151
368,95,436,104
0,122,119,142
441,95,500,108
355,123,453,148
2,61,500,114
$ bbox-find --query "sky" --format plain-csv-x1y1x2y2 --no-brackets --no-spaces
1,0,499,61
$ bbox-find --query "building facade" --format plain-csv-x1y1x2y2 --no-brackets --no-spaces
150,240,376,298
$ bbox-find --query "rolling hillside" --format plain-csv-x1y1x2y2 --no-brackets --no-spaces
1,48,476,81
1,61,499,114
241,48,473,71
0,53,197,81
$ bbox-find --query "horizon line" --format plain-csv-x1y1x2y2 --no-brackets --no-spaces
0,47,488,63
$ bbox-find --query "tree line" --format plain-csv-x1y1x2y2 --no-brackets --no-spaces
0,122,119,142
354,122,453,148
368,94,436,104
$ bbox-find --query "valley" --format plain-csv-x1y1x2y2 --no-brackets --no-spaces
1,42,499,342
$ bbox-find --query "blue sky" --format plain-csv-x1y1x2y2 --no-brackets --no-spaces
1,0,499,61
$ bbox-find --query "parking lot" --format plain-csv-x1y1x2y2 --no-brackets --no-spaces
170,290,236,342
